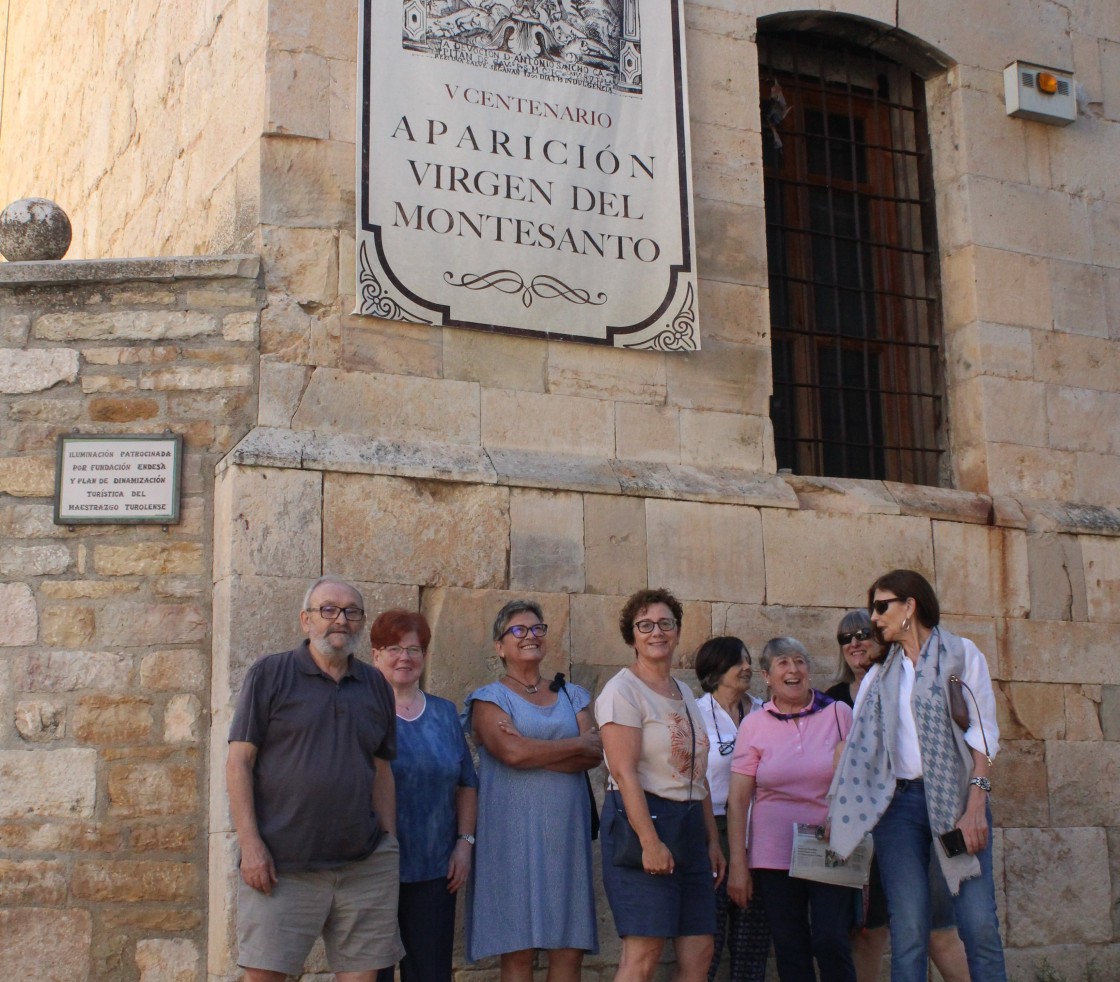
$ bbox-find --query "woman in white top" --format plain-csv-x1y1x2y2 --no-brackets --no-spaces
693,637,769,982
828,570,1006,982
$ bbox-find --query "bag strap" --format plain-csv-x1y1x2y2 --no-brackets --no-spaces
948,674,992,766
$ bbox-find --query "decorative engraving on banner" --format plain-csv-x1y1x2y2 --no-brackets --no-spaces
357,0,699,349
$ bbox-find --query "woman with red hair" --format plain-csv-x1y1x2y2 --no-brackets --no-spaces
371,609,478,982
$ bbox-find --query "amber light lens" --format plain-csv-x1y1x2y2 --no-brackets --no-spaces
1037,72,1060,94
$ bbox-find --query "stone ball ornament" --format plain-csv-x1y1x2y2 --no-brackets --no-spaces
0,197,73,261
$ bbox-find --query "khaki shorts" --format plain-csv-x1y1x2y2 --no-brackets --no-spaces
237,833,404,975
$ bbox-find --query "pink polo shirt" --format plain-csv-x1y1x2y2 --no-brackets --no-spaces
730,697,851,870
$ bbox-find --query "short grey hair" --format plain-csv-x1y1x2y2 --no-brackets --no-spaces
759,636,809,673
302,575,364,613
492,598,544,641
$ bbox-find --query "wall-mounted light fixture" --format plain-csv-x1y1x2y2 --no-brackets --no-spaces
1004,61,1076,125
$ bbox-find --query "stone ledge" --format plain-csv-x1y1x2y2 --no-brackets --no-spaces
0,255,260,287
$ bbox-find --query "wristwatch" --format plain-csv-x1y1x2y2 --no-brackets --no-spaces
968,776,992,793
458,834,476,845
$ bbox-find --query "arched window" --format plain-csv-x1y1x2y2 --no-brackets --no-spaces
760,24,948,485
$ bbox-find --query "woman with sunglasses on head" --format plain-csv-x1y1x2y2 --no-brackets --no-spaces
464,599,602,982
725,637,856,982
827,611,972,982
828,571,1006,982
694,637,771,982
596,588,725,982
370,610,478,982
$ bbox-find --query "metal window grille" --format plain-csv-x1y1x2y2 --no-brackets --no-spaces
760,32,945,485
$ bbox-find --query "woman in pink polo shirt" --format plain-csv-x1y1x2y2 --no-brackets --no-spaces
725,637,856,982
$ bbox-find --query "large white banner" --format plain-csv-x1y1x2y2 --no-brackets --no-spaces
357,0,700,350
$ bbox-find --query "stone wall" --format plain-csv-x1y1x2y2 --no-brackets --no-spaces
0,256,262,981
0,1,266,259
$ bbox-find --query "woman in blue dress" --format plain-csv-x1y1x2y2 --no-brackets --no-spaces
371,609,479,982
465,598,603,982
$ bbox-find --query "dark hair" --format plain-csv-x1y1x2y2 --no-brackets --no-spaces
832,609,876,685
492,599,545,642
369,609,432,650
618,588,684,646
867,569,940,628
694,636,750,693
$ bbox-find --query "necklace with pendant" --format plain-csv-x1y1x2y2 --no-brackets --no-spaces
505,673,543,694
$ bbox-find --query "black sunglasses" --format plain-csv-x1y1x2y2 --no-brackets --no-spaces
837,628,873,646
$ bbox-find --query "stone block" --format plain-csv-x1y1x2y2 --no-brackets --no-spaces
614,461,795,510
71,860,197,902
94,602,207,647
0,501,77,540
223,310,259,342
443,327,547,392
1050,390,1120,474
695,278,769,347
129,824,197,854
0,310,31,345
1048,741,1120,826
86,396,162,422
8,396,84,423
421,588,572,705
81,346,181,366
975,376,1049,447
510,489,584,593
963,175,1089,264
0,543,72,576
690,121,763,207
40,609,98,651
164,693,202,743
1005,620,1118,684
339,314,443,379
1065,685,1102,740
293,367,481,444
261,225,340,305
614,402,681,464
990,739,1049,827
969,247,1053,330
0,455,55,496
107,762,198,817
33,310,219,341
14,699,66,742
482,388,613,458
1102,685,1120,740
786,476,901,516
136,939,199,982
762,510,933,608
258,358,311,427
1002,683,1065,741
489,448,618,495
0,748,97,818
260,135,353,227
932,523,1029,618
0,909,91,981
985,443,1077,500
1075,451,1120,508
324,473,509,589
265,49,330,138
645,499,763,603
214,464,323,579
0,583,39,646
80,373,137,394
694,198,766,287
93,542,205,576
584,494,648,597
138,363,254,391
665,340,771,415
0,859,68,904
1080,535,1120,623
139,649,207,692
16,649,132,691
1003,827,1111,945
0,348,79,393
679,409,769,471
73,695,153,744
547,342,667,405
946,321,1034,382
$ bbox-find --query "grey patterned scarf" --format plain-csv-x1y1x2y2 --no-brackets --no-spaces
828,626,979,893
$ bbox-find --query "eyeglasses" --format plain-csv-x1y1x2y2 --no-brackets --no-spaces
500,623,548,640
381,645,424,658
837,628,873,646
870,598,906,616
634,617,679,634
308,605,365,622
